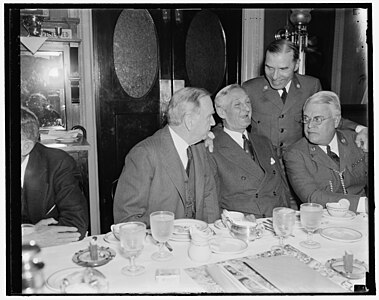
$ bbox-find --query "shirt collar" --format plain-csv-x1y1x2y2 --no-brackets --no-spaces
278,81,292,96
318,133,339,156
168,126,190,169
223,127,249,149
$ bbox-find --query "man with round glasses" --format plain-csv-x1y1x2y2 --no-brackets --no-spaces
283,91,368,213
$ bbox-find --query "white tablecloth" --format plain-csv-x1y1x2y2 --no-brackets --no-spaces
39,213,369,294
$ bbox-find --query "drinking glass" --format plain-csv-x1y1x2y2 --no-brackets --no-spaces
150,211,174,261
299,203,324,249
271,207,296,252
119,222,146,276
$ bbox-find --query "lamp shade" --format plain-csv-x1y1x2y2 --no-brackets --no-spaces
290,9,312,25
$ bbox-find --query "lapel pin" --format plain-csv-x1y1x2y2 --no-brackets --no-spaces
270,157,275,165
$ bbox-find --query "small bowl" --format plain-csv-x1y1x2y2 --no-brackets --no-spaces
110,223,128,240
221,210,244,226
326,202,348,217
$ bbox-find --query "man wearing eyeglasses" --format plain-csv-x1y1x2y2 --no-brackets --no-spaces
283,91,368,213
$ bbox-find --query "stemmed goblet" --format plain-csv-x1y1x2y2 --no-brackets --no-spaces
119,222,146,276
271,207,296,252
150,211,174,261
299,203,324,249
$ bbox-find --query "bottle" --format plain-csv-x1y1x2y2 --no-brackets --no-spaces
22,241,45,294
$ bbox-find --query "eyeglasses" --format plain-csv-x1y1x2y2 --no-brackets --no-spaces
301,116,333,125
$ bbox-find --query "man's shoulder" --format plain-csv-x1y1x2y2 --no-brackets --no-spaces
33,142,73,160
286,137,309,154
295,74,320,86
242,76,266,89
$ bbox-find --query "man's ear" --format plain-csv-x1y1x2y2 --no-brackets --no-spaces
183,113,193,131
293,59,300,73
334,115,341,128
21,140,35,156
215,106,226,119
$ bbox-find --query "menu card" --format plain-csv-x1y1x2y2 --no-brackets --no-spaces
184,244,354,293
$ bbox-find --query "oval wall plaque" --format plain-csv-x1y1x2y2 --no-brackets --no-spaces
186,10,227,94
113,9,158,99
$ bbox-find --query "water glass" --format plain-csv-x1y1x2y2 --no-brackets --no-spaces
299,203,324,249
150,211,174,261
119,222,146,276
271,207,295,252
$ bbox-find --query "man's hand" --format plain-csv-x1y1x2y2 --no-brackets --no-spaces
23,221,80,248
355,126,368,152
204,131,215,153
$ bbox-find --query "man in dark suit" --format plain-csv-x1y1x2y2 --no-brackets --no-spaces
21,107,88,247
208,84,291,218
242,39,368,159
113,87,220,226
283,91,368,212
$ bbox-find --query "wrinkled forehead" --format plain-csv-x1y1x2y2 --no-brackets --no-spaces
303,102,332,116
199,95,214,114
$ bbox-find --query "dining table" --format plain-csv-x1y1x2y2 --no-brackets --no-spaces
35,210,370,294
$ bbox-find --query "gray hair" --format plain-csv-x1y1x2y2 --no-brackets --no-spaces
304,91,341,117
21,106,39,142
266,39,299,61
167,87,211,126
214,84,245,109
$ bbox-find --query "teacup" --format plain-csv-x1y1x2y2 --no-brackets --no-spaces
229,220,265,242
221,210,244,227
110,223,128,240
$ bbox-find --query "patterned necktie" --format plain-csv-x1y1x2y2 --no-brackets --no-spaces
281,88,287,104
186,146,193,177
327,145,340,166
242,134,255,161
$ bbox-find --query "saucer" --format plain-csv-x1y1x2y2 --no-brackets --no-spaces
209,237,248,254
322,209,356,221
72,246,116,267
214,219,228,230
103,232,120,244
46,267,83,292
326,258,367,279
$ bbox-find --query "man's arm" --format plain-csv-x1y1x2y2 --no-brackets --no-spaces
53,155,89,239
22,218,80,247
113,146,153,225
339,119,368,152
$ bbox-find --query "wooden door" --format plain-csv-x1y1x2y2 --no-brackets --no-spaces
93,8,241,233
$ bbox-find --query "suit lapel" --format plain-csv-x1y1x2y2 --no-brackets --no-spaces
192,146,205,216
308,142,339,170
216,130,264,180
263,87,283,110
159,126,186,205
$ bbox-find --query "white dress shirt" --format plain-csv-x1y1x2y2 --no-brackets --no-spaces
168,126,190,169
278,81,292,97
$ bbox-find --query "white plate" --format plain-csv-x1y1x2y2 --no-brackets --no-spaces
320,227,363,242
322,209,356,221
103,232,119,244
172,219,208,236
46,267,83,292
209,237,248,254
214,219,228,230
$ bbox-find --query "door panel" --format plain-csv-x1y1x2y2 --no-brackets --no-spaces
93,8,241,232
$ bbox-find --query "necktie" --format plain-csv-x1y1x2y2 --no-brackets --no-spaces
327,145,340,166
242,134,255,161
281,88,287,104
186,146,193,177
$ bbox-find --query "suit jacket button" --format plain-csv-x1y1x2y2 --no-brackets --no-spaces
241,176,246,180
262,214,266,218
273,191,277,196
255,194,259,198
273,170,276,174
280,128,284,133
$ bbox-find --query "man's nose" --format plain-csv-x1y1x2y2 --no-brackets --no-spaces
210,116,216,126
272,69,279,80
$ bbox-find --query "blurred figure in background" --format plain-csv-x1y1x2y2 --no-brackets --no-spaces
21,106,88,247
